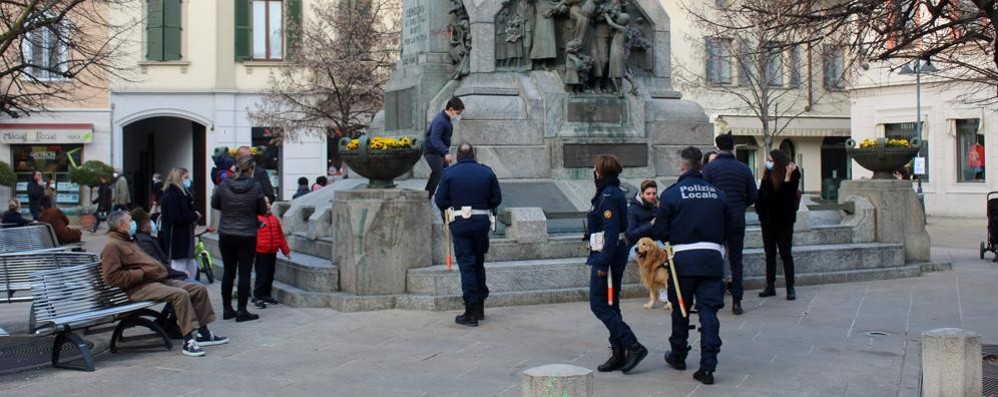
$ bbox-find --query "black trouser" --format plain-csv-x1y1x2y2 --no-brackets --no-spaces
668,276,724,371
589,242,638,349
450,218,490,304
761,223,795,287
254,253,277,300
92,211,109,231
219,235,257,311
726,228,746,300
29,205,41,221
423,153,445,197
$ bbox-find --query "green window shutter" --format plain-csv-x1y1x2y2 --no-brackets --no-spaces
163,0,182,60
234,0,252,61
286,0,303,57
146,0,164,61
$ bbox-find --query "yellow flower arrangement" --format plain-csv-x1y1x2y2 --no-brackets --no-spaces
344,136,415,151
228,147,259,155
859,138,911,148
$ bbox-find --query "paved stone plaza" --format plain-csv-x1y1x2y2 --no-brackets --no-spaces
0,217,993,396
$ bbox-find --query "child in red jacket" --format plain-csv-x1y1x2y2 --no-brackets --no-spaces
254,198,290,309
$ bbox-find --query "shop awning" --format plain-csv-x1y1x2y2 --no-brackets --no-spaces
718,115,851,138
0,123,94,144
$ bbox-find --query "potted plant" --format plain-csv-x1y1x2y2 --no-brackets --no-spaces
339,135,423,188
846,137,922,179
69,160,113,228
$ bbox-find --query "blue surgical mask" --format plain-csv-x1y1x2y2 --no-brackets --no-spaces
183,179,192,188
765,161,774,170
150,221,158,235
128,221,137,237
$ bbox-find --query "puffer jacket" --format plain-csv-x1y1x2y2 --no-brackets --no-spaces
625,194,656,247
211,175,266,237
256,213,290,255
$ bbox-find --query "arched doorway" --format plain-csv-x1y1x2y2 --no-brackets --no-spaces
779,139,797,162
122,117,207,223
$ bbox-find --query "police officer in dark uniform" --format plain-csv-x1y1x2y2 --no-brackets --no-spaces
653,146,736,385
434,142,502,327
586,154,647,374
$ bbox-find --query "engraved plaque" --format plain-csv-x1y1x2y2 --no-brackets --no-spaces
563,144,648,167
566,98,628,124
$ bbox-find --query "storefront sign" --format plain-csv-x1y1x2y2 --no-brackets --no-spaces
0,123,94,144
913,157,926,175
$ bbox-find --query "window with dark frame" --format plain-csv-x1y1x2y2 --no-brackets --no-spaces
789,45,802,88
253,0,284,61
823,45,846,89
956,119,985,183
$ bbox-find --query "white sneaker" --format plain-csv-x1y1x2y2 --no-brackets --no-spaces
196,331,230,347
182,338,206,357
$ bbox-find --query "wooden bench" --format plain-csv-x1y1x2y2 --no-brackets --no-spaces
0,224,83,254
30,262,172,371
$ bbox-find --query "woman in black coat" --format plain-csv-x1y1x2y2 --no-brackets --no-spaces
3,199,33,227
91,176,113,233
159,167,201,280
755,149,801,301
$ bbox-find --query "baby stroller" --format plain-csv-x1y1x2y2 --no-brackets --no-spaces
981,191,998,261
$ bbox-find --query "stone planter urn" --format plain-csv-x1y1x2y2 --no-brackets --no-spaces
846,137,922,179
339,136,423,188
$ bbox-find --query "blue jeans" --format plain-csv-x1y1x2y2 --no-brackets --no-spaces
589,245,637,349
668,276,724,371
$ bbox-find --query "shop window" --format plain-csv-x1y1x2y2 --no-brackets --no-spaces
956,119,985,182
885,122,928,181
11,144,83,205
251,127,282,199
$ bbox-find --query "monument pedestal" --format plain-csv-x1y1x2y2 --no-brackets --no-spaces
333,189,431,295
838,179,930,262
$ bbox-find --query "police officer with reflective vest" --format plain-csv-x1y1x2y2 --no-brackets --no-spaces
434,142,502,327
586,154,647,374
653,146,736,385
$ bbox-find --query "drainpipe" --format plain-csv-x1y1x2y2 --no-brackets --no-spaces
806,44,814,111
109,102,115,167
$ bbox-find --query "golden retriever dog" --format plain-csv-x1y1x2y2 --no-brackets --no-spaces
634,238,672,310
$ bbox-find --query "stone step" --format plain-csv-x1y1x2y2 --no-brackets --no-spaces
287,233,333,260
275,251,339,293
412,243,906,297
272,281,396,312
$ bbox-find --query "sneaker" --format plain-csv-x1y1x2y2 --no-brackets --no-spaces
254,299,267,309
182,339,205,357
196,331,229,347
262,297,279,305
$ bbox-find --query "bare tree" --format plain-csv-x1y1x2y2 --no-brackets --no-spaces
739,0,998,101
676,0,850,150
0,0,138,118
250,0,402,144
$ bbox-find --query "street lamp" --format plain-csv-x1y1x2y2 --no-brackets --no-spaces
899,58,937,224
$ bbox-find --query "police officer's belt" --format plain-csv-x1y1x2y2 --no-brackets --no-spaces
672,242,724,255
449,208,491,216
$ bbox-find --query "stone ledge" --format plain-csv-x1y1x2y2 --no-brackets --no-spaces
275,252,339,293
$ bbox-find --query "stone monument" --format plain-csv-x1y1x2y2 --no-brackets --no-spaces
377,0,712,213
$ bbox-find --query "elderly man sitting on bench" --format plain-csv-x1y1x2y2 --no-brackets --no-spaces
100,211,228,357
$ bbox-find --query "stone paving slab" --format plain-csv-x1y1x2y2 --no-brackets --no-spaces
0,218,991,396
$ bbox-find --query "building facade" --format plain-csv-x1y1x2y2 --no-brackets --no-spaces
108,0,326,214
659,0,852,197
850,65,993,218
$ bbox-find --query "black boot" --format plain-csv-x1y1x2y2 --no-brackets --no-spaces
758,284,776,297
732,299,743,315
455,303,479,327
476,300,485,321
597,346,625,372
693,368,715,385
786,286,796,301
620,342,648,374
664,351,687,370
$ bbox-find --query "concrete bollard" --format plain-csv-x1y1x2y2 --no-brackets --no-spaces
522,364,593,397
921,328,982,397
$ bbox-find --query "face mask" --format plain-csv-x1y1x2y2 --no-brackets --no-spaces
128,221,137,237
183,179,192,188
452,114,462,123
113,173,119,178
765,161,774,170
150,221,158,235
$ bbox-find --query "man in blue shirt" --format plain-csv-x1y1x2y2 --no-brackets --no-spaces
654,146,737,385
434,142,502,327
703,133,757,315
424,97,465,198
